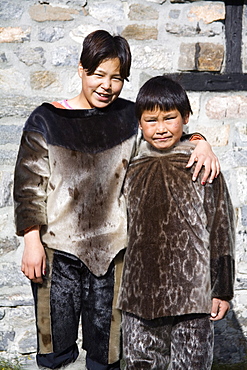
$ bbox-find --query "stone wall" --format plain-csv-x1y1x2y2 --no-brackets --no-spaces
0,0,246,368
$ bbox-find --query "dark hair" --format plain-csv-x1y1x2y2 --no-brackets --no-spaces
79,30,131,81
135,76,193,120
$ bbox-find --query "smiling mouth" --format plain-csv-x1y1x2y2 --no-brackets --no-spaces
95,91,111,99
153,136,172,140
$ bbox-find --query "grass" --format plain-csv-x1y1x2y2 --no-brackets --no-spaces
0,358,22,370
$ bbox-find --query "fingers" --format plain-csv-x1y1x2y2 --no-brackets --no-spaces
21,259,45,284
215,159,221,177
42,255,46,277
192,158,208,183
186,140,221,184
187,154,221,185
200,158,216,185
32,277,44,284
21,233,46,284
186,153,197,169
210,298,220,320
210,299,230,321
21,268,43,284
186,152,211,184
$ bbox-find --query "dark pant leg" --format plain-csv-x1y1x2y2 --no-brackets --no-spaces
32,249,82,368
170,314,214,370
81,251,124,367
122,312,173,369
122,312,214,370
36,344,79,369
86,356,120,370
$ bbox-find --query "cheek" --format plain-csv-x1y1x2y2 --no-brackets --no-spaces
113,82,124,94
170,123,183,135
142,127,155,140
82,78,93,91
172,122,181,129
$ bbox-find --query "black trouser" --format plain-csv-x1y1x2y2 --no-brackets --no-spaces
32,248,123,369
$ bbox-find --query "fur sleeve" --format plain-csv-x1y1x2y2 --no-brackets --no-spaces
204,174,235,301
14,131,50,236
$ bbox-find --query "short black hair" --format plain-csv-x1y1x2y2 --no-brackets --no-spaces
135,76,193,120
80,30,131,81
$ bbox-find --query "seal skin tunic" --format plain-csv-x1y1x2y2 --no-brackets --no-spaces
117,140,235,320
14,98,138,276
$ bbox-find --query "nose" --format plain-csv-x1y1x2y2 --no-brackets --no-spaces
156,122,168,134
101,77,111,90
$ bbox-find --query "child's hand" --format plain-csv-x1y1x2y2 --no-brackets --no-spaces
186,140,220,185
22,227,46,284
210,298,230,321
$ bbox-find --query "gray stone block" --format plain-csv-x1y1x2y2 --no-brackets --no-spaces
52,46,79,67
0,150,18,166
0,262,28,288
0,237,20,256
18,331,36,355
0,330,15,351
0,1,23,20
38,26,65,43
0,171,14,208
0,96,46,118
0,125,22,145
15,47,46,67
241,206,247,226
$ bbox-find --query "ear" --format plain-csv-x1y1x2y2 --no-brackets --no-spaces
78,63,84,78
138,121,143,130
183,114,190,125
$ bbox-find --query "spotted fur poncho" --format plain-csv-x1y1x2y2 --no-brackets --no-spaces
14,98,137,276
117,140,235,320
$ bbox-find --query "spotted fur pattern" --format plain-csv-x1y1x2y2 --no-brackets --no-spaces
117,141,235,320
122,311,214,369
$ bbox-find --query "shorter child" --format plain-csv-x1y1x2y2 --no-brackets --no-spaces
117,76,235,369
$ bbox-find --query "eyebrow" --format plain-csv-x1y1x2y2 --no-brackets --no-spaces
95,67,122,77
143,114,158,119
143,110,177,118
164,111,177,117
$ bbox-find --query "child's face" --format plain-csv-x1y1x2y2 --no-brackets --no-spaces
78,58,124,109
139,108,189,150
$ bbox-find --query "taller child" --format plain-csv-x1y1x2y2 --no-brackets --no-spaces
14,30,219,370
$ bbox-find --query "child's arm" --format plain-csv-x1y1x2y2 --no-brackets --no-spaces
14,129,50,283
14,131,49,235
186,140,220,185
210,298,230,321
207,173,235,320
22,226,46,284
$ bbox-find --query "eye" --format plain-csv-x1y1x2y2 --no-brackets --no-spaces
165,116,176,121
145,118,157,124
112,76,123,82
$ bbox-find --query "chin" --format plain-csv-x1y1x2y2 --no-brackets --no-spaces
95,99,114,108
151,142,172,150
156,146,170,151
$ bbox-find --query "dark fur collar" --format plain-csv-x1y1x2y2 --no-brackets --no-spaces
23,98,138,154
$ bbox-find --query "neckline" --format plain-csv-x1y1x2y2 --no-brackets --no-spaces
61,99,74,110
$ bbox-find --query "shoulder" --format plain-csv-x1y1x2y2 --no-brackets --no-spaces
23,103,58,133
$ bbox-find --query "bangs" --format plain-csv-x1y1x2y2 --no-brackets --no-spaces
135,76,192,120
139,94,177,114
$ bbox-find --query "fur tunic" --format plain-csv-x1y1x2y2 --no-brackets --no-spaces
117,140,235,319
14,98,137,276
